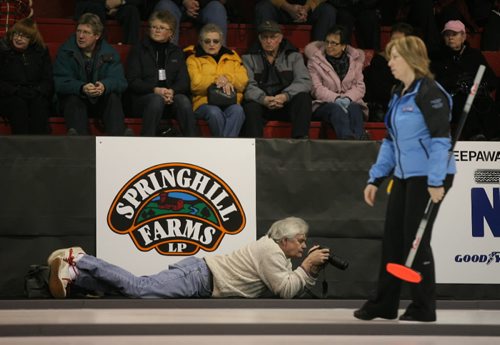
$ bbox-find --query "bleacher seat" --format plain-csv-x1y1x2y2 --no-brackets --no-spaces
8,6,494,140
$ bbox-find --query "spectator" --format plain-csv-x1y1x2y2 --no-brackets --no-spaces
0,17,52,134
363,22,414,121
185,23,248,137
328,0,381,50
481,0,500,51
53,13,131,136
432,20,499,140
434,0,481,33
254,0,337,41
379,0,441,56
0,0,33,38
126,10,198,137
305,25,368,139
242,20,312,138
153,0,227,45
47,217,331,299
75,0,142,45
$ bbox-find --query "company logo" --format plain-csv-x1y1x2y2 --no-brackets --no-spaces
470,169,500,238
107,163,246,255
455,251,500,264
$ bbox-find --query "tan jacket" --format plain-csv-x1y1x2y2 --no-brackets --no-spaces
205,236,316,298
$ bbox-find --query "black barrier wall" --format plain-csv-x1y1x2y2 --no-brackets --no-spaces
0,136,499,299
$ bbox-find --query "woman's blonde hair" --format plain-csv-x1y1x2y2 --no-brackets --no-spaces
385,35,434,80
8,17,45,48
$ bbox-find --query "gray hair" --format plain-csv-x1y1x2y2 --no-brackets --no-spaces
266,217,309,241
77,12,104,36
199,23,224,42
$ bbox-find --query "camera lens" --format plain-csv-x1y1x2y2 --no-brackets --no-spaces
327,254,349,270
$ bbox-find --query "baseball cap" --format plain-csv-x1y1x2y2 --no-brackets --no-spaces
257,20,282,34
442,20,466,33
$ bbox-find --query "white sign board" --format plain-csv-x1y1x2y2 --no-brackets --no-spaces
434,142,500,283
96,137,256,276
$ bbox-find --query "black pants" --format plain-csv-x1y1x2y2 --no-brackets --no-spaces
132,93,198,137
75,2,141,45
242,92,312,138
59,93,126,136
452,94,500,140
361,175,454,320
0,94,50,134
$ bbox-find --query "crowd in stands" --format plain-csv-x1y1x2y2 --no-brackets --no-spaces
0,0,498,139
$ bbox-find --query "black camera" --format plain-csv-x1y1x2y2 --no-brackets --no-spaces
311,246,349,270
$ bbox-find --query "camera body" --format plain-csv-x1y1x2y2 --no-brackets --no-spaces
311,246,349,270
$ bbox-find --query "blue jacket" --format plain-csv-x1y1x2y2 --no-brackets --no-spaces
53,34,127,97
368,78,456,187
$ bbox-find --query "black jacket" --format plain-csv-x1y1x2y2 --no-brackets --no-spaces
432,44,496,97
0,38,53,99
126,36,190,101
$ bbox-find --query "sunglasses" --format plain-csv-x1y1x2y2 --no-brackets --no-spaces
202,38,221,45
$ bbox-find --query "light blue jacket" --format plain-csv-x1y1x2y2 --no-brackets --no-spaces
368,78,456,187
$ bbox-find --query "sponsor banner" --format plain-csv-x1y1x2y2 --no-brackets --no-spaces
96,137,256,276
434,142,500,283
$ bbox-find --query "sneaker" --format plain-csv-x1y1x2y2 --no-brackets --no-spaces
67,128,78,136
48,257,72,298
123,128,135,136
47,247,86,266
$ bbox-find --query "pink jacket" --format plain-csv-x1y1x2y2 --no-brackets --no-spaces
304,41,368,117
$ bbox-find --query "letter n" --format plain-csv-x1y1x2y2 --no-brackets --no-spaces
471,188,500,237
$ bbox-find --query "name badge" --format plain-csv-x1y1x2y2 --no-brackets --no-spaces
158,69,166,81
402,106,414,112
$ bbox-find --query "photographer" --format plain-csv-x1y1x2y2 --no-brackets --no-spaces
432,20,499,141
47,217,330,299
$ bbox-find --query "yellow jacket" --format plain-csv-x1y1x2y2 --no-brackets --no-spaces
185,45,249,111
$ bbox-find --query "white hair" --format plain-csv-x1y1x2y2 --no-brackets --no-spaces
266,217,309,241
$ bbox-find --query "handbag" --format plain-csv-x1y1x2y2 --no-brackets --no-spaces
207,84,237,107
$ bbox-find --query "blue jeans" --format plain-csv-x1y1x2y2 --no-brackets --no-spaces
313,102,364,139
74,255,213,298
195,104,244,137
255,0,336,41
154,0,227,44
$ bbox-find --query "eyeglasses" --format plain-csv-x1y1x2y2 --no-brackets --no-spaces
202,38,221,45
12,31,30,40
76,29,95,37
325,40,341,47
150,25,171,32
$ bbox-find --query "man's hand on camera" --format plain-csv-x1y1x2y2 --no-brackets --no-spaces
300,246,329,277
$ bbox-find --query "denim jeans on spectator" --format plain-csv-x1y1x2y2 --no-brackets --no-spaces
74,255,213,298
154,0,227,44
314,102,364,139
255,0,336,41
195,103,244,137
133,93,198,136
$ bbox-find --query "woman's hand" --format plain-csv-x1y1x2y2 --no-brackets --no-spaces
364,184,378,206
428,186,445,203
